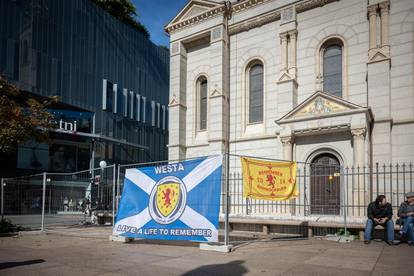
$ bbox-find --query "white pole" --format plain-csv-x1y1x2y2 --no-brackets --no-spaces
342,167,347,236
112,165,116,226
223,0,232,247
116,165,121,211
1,178,4,220
224,154,230,246
41,172,46,231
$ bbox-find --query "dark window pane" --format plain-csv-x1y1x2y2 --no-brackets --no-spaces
249,64,263,123
199,79,207,130
323,44,342,97
106,81,113,112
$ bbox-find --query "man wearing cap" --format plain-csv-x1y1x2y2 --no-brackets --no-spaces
364,195,394,245
397,192,414,246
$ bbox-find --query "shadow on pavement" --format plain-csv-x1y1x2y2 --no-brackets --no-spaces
181,260,247,276
0,259,45,270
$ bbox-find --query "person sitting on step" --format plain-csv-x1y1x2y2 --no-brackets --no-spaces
364,195,394,245
397,192,414,246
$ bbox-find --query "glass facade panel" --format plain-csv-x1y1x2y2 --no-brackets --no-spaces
0,0,169,175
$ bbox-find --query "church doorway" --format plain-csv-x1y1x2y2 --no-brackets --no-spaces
310,153,341,215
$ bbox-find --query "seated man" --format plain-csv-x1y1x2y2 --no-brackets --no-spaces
397,192,414,246
364,195,394,245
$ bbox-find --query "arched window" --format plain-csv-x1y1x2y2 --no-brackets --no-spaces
322,40,343,97
197,76,207,131
248,61,264,123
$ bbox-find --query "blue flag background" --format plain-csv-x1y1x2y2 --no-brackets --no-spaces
113,155,222,242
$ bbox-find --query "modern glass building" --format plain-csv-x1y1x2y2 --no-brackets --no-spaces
0,0,169,176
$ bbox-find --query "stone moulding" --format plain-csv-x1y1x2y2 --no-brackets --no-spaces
295,0,339,13
165,0,340,35
229,10,281,35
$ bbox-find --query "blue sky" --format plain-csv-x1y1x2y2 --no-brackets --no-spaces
132,0,189,47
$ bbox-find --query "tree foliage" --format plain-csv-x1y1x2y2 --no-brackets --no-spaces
92,0,150,38
0,75,57,153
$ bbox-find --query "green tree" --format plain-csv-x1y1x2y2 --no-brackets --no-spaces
92,0,150,38
0,75,57,153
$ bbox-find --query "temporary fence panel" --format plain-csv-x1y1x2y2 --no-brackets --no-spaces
1,173,45,230
44,165,116,228
1,165,116,231
2,153,412,242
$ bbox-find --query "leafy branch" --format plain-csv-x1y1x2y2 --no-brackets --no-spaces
92,0,149,38
0,75,57,152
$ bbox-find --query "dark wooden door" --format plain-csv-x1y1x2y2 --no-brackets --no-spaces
310,153,341,215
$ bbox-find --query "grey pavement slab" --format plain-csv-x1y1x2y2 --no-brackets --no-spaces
0,233,413,276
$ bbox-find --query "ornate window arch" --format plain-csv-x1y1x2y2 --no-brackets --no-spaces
316,36,347,98
196,75,208,131
246,59,264,124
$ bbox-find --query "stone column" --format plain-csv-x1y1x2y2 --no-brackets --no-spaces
281,136,294,161
368,5,377,50
281,135,296,215
288,30,297,79
379,1,390,57
351,128,366,167
280,33,288,72
351,128,366,216
379,1,390,49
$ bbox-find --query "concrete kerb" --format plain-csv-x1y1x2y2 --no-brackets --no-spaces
18,230,46,236
109,235,134,243
109,235,234,252
199,243,233,253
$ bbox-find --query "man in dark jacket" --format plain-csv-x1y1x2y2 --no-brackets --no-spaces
397,192,414,246
364,195,394,245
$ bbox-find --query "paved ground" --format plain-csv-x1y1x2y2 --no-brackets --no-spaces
0,229,413,276
4,214,94,229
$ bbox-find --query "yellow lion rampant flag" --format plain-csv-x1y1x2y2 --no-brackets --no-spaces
241,157,298,201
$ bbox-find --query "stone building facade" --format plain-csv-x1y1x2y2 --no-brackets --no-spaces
165,0,414,170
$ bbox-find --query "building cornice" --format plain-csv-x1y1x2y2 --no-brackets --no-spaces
295,0,338,13
165,6,225,34
166,0,339,35
229,9,281,35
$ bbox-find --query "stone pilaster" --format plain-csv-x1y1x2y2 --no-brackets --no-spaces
277,6,298,119
168,41,187,160
280,135,296,215
207,24,229,155
379,1,390,56
288,30,297,79
351,127,368,216
351,128,366,167
280,33,288,73
280,136,294,161
367,1,391,164
368,1,390,62
368,5,378,51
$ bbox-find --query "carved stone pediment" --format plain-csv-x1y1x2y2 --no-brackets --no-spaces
276,91,365,122
165,0,221,30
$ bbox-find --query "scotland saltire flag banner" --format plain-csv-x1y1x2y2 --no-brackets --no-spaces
113,155,222,242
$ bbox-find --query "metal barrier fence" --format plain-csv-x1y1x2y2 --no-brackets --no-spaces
1,154,413,241
1,165,116,230
227,154,413,221
1,173,44,229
